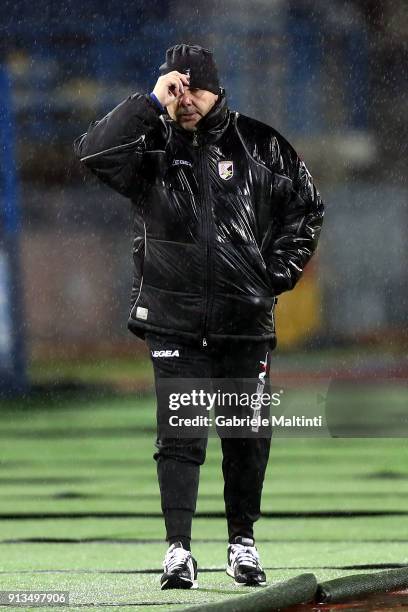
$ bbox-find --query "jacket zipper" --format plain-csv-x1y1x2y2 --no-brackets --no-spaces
194,132,212,348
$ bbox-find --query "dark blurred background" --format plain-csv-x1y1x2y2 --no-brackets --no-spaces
1,0,407,390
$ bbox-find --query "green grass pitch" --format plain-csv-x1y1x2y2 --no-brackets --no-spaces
1,382,408,610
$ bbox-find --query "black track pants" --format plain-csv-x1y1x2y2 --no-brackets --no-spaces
145,333,273,544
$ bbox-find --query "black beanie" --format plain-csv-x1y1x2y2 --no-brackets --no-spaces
159,44,220,95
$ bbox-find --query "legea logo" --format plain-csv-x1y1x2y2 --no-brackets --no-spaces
151,350,180,358
172,159,192,167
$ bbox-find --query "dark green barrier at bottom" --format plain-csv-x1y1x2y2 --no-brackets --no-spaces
317,567,408,603
182,573,317,612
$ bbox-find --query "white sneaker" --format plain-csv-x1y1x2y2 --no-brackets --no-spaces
160,542,198,590
226,536,266,586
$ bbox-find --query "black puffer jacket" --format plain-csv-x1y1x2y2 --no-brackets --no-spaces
74,91,324,348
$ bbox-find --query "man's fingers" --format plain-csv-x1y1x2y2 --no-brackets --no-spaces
167,76,186,97
153,71,190,105
165,71,190,92
168,70,190,83
168,80,182,97
179,74,190,86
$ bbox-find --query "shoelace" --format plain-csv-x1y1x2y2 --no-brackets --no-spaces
230,544,260,569
165,547,190,573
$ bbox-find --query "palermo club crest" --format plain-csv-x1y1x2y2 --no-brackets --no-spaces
218,161,234,181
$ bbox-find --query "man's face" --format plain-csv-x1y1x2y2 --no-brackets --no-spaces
167,87,219,131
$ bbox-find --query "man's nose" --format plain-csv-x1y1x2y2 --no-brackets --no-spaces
180,92,192,106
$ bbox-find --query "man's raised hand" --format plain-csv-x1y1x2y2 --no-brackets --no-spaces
152,71,190,107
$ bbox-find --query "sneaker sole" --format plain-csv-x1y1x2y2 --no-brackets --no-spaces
161,575,198,590
226,566,266,587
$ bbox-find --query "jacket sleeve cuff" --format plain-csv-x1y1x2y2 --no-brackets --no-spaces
149,92,165,114
128,93,165,126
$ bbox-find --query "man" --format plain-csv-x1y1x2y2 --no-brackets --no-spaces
74,44,324,590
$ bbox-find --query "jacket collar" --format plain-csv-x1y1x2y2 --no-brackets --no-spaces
168,90,230,145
